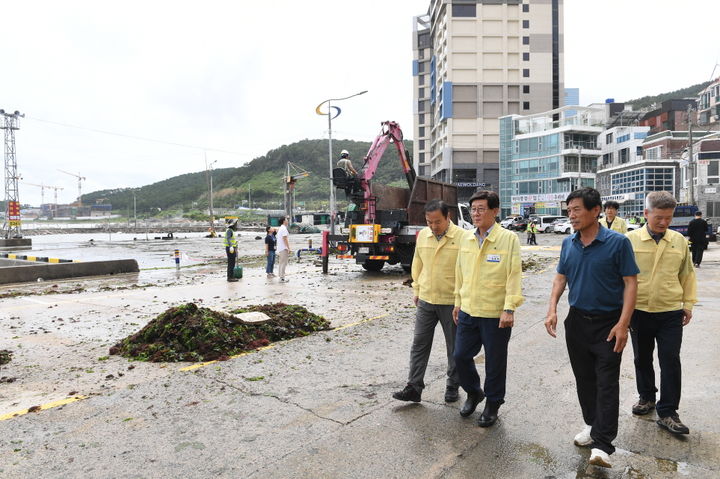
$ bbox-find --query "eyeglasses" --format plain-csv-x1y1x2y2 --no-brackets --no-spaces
470,208,489,214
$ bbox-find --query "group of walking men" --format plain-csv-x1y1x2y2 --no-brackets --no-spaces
393,187,697,469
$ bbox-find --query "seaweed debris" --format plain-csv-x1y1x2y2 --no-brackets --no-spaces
0,350,12,366
109,302,330,362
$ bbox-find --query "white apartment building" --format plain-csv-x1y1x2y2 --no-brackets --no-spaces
697,77,720,129
595,125,653,215
412,0,564,201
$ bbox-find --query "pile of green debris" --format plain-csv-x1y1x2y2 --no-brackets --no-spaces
109,302,331,362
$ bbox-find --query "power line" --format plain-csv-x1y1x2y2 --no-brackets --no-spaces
24,116,252,157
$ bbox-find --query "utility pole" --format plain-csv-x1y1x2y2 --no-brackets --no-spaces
1,109,24,239
204,153,217,235
687,104,696,206
133,192,137,228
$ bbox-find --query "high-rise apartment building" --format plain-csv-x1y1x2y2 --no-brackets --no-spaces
412,0,564,201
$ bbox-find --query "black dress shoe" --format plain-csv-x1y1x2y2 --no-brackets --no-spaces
477,401,501,427
460,389,485,417
392,384,421,403
444,387,459,403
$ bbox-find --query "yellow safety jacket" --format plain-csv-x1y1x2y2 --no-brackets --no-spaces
411,221,462,305
454,226,524,317
224,228,238,248
626,226,697,312
600,216,628,234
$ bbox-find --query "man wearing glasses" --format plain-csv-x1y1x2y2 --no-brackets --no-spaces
452,190,523,427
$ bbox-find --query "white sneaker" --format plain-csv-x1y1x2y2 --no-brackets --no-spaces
573,425,593,447
589,448,611,468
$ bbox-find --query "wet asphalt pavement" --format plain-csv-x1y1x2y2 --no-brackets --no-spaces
1,232,719,478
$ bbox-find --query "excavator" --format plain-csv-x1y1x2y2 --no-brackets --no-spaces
325,120,470,272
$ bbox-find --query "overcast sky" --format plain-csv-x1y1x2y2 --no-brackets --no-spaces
3,0,719,206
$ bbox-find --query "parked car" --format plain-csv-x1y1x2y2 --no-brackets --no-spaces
554,219,574,234
626,221,641,231
509,216,530,231
534,215,566,233
500,216,519,229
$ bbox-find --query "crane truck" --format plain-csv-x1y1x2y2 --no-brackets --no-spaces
322,121,472,273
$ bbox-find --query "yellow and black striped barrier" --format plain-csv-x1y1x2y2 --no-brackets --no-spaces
0,252,79,263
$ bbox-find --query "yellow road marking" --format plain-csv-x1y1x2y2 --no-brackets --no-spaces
332,313,389,331
179,313,390,372
0,395,88,421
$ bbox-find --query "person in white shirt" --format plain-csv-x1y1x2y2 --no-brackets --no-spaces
276,216,291,282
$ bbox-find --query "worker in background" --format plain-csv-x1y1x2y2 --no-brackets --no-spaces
626,191,696,436
453,190,523,428
687,211,709,268
276,216,291,282
599,200,628,234
224,218,239,282
265,226,277,278
544,187,638,469
392,199,461,404
336,149,357,177
527,220,538,245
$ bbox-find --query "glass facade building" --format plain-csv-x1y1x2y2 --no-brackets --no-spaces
499,106,605,218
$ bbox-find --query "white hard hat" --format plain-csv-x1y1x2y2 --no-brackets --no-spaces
341,149,349,156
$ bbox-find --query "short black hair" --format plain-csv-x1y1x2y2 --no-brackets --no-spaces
424,199,449,218
603,200,620,210
566,187,601,212
279,217,286,226
468,190,500,210
266,226,272,233
695,211,702,217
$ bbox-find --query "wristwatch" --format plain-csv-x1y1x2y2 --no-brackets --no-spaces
504,309,514,314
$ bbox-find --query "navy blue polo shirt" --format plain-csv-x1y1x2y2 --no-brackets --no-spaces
557,225,639,313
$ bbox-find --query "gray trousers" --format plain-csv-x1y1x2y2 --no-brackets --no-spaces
407,299,460,392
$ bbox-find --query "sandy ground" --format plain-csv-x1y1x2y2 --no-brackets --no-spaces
0,232,718,478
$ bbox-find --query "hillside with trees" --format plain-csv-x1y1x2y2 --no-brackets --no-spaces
82,138,413,215
625,80,712,110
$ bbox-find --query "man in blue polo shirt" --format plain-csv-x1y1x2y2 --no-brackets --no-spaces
545,188,639,469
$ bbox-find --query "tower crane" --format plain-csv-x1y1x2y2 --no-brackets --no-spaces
58,170,86,207
22,182,64,216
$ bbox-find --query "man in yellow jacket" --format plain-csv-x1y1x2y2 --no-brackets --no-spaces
452,190,523,427
393,200,462,403
599,200,628,233
626,191,696,435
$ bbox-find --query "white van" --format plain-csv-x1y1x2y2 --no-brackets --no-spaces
535,215,566,233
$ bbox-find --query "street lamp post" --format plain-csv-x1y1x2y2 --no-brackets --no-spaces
316,90,368,234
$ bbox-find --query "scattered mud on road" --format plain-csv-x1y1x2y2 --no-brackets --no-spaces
109,302,331,362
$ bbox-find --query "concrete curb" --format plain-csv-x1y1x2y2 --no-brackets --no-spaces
0,258,139,284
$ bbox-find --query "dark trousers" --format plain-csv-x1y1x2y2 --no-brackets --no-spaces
630,309,683,418
226,247,236,278
453,311,511,404
690,243,704,266
565,307,622,455
407,300,459,392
